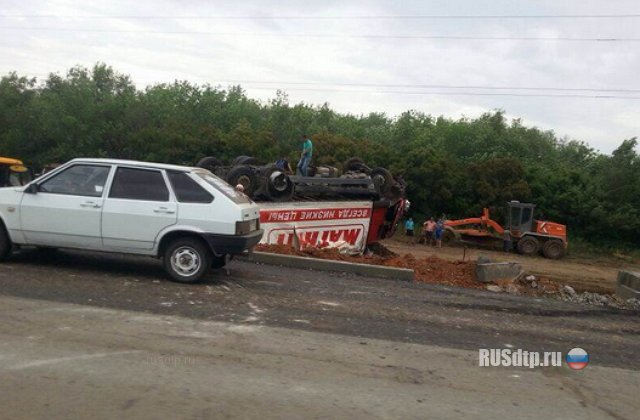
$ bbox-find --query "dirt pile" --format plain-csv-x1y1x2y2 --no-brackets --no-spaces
254,244,479,288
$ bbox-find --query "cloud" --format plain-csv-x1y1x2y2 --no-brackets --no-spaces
1,0,638,153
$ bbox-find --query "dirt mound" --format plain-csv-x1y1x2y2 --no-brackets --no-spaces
254,244,479,289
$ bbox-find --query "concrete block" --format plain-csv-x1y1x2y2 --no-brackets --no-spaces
238,252,415,282
476,262,523,284
617,271,640,290
616,284,640,301
477,254,493,265
617,271,640,300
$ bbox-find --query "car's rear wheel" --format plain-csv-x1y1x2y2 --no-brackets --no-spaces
0,223,12,262
163,238,211,283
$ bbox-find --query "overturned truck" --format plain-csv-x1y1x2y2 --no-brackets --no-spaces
196,156,407,251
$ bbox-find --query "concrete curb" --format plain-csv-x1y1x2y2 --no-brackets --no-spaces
617,271,640,300
237,252,415,282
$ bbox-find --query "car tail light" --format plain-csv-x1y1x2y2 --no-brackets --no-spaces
236,219,259,235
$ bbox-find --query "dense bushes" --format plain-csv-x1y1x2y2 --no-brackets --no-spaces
1,64,638,247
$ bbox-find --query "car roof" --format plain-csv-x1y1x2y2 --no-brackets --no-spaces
69,158,195,172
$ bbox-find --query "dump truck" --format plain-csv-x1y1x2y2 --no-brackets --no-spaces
444,201,568,259
196,155,407,252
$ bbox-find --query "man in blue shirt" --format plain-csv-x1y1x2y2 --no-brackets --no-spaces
405,217,415,237
297,134,313,176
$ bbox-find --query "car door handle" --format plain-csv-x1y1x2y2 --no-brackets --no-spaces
154,207,175,214
80,201,101,208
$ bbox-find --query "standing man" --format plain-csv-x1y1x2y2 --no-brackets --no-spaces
435,217,445,248
423,217,436,246
503,229,513,252
405,217,415,239
297,134,313,176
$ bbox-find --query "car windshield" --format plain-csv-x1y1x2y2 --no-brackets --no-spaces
194,170,251,204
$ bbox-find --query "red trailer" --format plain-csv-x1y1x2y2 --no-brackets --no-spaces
258,198,406,252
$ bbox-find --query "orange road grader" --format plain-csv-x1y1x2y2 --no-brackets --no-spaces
444,201,567,259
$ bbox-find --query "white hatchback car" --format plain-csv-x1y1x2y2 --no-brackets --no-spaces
0,158,263,283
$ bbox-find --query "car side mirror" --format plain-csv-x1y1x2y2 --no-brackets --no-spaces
24,184,39,194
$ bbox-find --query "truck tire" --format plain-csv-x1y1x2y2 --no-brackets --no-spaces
0,222,12,262
517,236,540,256
232,155,258,165
542,240,565,259
196,156,223,172
371,167,394,196
226,165,258,196
344,157,368,173
163,237,211,283
262,165,294,201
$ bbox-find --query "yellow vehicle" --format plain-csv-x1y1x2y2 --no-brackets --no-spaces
0,157,34,187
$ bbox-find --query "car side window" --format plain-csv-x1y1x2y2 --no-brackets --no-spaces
39,165,110,197
167,171,213,203
109,167,169,201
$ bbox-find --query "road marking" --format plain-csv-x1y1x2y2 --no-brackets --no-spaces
318,301,341,307
7,350,142,371
243,316,260,323
248,303,264,314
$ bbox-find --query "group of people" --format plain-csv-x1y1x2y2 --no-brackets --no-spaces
404,216,446,248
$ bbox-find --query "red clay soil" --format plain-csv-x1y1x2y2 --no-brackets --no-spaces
255,244,481,289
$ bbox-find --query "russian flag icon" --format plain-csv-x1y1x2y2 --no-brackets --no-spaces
566,348,589,370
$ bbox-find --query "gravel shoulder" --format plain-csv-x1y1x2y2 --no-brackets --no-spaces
384,239,640,294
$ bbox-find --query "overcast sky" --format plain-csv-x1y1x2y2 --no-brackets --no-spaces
1,0,639,154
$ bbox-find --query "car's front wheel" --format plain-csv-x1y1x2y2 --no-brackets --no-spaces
0,223,12,262
163,238,211,283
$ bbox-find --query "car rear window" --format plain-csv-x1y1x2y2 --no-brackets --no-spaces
194,170,251,204
167,171,213,203
109,167,169,201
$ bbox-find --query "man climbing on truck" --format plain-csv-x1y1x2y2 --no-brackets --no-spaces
297,134,313,176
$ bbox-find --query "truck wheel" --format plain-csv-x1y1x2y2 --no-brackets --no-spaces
371,167,394,196
343,157,368,173
232,155,258,165
517,236,540,256
261,165,294,201
226,165,258,196
164,238,211,283
0,223,13,262
542,240,565,259
196,156,223,172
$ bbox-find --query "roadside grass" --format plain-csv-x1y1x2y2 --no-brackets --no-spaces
567,237,640,264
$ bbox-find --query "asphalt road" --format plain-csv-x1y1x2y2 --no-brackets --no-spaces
0,248,639,419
